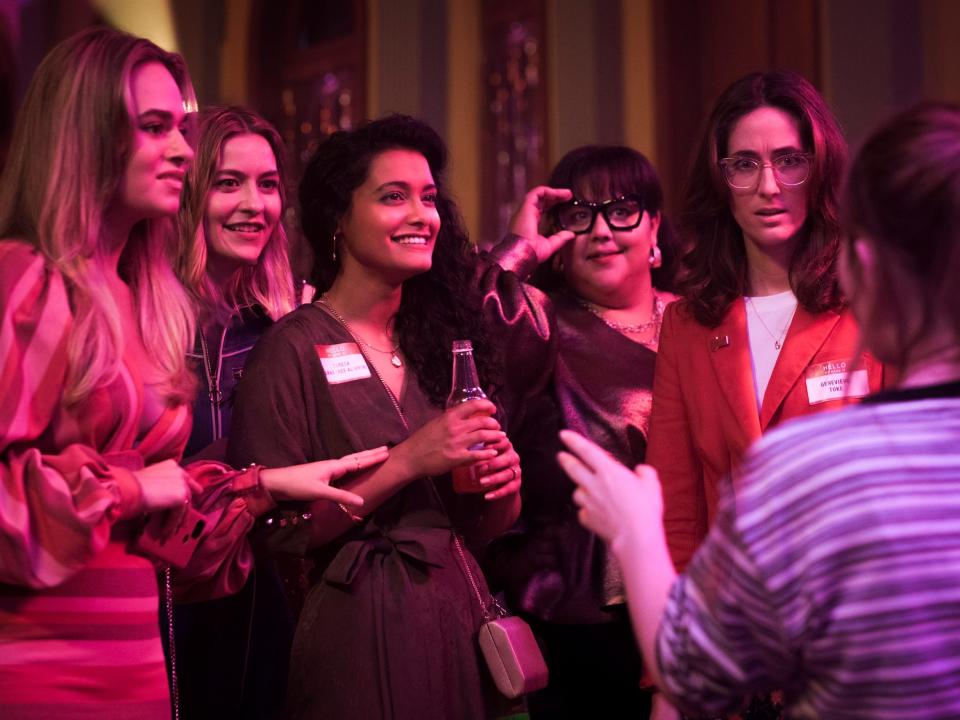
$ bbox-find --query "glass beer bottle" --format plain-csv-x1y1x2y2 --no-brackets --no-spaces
446,339,490,493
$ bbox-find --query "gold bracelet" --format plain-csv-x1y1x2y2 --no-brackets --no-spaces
336,502,365,525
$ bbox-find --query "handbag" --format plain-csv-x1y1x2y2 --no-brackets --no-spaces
451,533,549,699
334,357,549,700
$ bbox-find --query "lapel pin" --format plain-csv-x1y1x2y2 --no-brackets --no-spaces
710,335,731,352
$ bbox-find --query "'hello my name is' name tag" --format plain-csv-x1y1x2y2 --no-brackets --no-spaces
805,360,869,405
315,343,371,384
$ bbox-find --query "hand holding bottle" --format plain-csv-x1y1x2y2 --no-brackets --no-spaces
396,399,503,479
446,339,502,493
473,433,522,500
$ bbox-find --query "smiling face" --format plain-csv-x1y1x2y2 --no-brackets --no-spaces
726,106,810,259
558,184,660,308
204,133,282,277
116,61,193,224
337,148,440,285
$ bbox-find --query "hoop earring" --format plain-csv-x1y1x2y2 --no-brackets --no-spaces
332,233,339,263
649,245,662,268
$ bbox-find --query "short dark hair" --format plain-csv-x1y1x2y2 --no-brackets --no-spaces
677,70,847,327
533,144,676,292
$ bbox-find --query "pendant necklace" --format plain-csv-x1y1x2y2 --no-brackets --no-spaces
745,296,795,350
317,296,403,368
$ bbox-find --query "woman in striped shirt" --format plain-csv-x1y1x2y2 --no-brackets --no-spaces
0,28,378,719
560,103,960,718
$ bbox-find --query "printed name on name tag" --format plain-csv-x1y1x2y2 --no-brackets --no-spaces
315,343,371,384
804,360,869,405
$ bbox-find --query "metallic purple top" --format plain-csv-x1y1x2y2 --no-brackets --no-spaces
486,236,658,623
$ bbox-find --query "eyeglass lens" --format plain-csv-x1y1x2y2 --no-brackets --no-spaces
556,197,643,233
722,155,810,189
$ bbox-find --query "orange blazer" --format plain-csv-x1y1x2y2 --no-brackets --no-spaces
646,299,885,570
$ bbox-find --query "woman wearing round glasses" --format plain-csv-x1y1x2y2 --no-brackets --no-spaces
646,71,886,594
560,101,960,720
487,145,676,717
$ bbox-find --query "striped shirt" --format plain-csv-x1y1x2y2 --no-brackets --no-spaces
0,242,271,719
657,385,960,719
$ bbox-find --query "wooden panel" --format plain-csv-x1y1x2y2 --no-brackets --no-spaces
771,0,820,81
652,0,821,215
447,0,482,242
480,0,548,244
923,0,960,102
621,0,657,163
248,0,367,279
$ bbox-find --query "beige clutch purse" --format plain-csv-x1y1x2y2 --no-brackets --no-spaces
478,615,549,699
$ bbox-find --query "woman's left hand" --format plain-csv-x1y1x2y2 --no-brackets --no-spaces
557,430,664,551
260,446,390,505
474,435,522,501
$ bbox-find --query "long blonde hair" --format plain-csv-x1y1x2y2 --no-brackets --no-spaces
177,106,295,324
0,27,198,405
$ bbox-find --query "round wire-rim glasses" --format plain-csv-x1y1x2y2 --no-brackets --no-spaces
717,153,812,190
552,194,646,234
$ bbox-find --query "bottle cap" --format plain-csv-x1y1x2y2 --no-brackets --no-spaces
452,339,473,353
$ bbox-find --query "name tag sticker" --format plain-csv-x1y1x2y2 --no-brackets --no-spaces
805,360,870,405
315,343,371,384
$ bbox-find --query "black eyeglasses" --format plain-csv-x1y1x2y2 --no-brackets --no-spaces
717,153,812,190
552,195,645,234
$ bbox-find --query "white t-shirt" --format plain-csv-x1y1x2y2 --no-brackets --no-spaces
745,291,798,410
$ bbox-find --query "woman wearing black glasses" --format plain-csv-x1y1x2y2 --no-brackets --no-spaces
486,145,676,718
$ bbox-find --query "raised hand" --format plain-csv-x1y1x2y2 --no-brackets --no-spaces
557,429,664,552
507,185,576,263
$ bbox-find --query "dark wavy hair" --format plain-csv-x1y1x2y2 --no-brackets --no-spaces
532,144,677,293
677,70,847,327
843,102,960,368
299,114,498,405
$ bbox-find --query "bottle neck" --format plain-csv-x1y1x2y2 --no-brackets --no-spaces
449,350,484,404
452,350,481,389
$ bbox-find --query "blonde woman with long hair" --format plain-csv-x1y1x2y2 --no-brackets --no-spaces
0,28,379,719
177,106,297,461
174,106,300,719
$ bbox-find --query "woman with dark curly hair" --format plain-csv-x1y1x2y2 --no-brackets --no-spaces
645,71,886,578
227,114,552,718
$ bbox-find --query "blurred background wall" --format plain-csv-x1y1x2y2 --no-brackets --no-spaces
3,0,960,247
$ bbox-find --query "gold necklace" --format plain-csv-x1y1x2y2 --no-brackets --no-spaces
316,296,403,368
577,294,664,337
